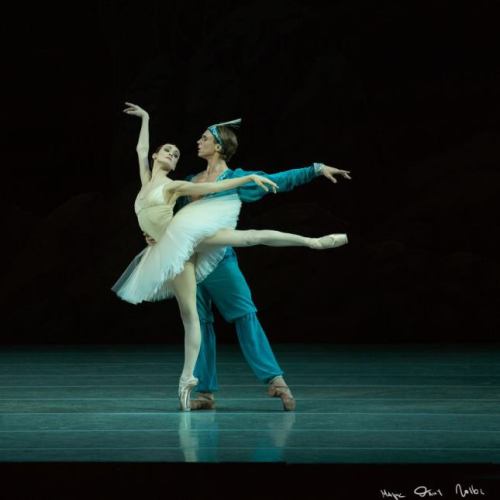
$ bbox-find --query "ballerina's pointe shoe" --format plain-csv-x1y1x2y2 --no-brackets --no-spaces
189,392,216,411
268,376,296,411
311,233,348,250
178,376,199,412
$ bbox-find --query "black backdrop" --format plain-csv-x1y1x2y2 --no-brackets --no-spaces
2,0,499,345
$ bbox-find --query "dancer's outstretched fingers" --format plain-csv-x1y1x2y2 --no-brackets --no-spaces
262,177,279,192
324,171,337,183
250,175,278,193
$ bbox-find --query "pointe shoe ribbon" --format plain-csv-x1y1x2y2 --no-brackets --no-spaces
268,376,296,411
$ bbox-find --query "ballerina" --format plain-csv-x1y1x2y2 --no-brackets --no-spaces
112,103,348,411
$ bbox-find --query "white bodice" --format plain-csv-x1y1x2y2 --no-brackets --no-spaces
134,182,177,241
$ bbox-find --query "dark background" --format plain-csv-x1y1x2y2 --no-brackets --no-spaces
1,0,498,345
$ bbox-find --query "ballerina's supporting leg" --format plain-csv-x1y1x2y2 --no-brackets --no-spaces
171,258,200,411
198,229,348,250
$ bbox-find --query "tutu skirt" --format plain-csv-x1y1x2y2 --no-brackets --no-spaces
112,193,241,304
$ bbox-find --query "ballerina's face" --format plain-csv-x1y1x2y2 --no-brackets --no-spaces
153,144,180,171
197,130,218,159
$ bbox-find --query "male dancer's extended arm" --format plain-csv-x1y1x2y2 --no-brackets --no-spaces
226,163,351,203
233,164,319,202
175,163,351,210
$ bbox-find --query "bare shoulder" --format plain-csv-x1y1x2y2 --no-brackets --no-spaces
163,179,188,192
162,180,193,201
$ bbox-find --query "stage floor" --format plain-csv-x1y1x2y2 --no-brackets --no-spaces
1,343,500,463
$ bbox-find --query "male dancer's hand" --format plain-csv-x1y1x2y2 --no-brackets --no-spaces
143,232,157,246
320,165,352,183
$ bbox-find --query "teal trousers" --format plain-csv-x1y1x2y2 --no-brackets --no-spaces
193,249,284,392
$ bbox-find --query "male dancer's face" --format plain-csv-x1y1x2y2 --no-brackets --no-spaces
197,130,217,160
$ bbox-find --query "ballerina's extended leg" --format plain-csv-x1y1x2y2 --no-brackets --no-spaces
198,229,348,250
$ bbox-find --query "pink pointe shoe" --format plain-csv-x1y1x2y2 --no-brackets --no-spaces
178,376,199,412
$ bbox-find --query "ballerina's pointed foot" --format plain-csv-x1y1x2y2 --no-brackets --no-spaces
178,376,199,412
310,233,348,250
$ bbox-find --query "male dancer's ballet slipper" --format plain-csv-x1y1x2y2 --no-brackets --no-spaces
311,234,348,250
268,376,296,411
178,376,199,412
189,392,216,411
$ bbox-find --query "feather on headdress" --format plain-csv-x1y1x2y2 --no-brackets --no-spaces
208,118,242,145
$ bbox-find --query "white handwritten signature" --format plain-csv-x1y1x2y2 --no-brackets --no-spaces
455,484,486,498
380,484,486,498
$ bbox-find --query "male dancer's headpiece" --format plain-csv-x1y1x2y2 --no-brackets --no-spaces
208,118,242,146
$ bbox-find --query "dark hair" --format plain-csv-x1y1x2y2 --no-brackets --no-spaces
151,143,179,161
217,126,238,162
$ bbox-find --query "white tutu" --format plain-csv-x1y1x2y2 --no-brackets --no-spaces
112,193,241,304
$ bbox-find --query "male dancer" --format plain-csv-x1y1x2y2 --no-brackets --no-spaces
146,118,351,411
